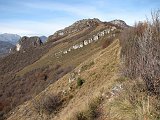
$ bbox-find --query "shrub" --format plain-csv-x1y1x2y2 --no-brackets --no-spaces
36,72,48,80
81,61,94,71
76,112,88,120
33,93,62,114
74,97,102,120
77,78,85,87
102,37,114,49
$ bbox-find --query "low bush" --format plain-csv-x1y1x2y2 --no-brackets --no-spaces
74,97,102,120
77,78,85,87
33,93,62,115
102,37,114,49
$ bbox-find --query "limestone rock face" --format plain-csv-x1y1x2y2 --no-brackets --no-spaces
48,18,102,42
109,19,129,28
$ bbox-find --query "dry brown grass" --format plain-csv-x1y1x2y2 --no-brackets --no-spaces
106,78,160,120
1,22,120,120
6,39,120,120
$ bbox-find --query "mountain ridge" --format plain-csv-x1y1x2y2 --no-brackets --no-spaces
0,18,127,120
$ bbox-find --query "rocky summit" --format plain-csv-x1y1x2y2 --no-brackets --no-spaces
109,19,129,28
11,36,43,52
48,18,102,42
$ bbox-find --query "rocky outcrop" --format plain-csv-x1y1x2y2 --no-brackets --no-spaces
11,36,43,52
109,19,129,28
54,26,118,58
48,18,102,42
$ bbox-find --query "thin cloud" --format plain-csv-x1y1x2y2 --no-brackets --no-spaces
24,1,106,19
0,0,159,36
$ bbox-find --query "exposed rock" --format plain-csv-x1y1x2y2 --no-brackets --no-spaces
109,19,129,28
11,36,43,52
73,44,79,50
93,35,99,41
84,40,89,46
54,26,119,57
48,18,102,42
16,43,21,51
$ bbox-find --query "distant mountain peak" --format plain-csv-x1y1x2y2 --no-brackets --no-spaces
40,36,47,43
0,41,15,57
0,33,21,45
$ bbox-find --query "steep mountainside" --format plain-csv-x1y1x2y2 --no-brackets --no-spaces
6,16,160,119
7,39,121,120
0,18,126,120
1,11,159,120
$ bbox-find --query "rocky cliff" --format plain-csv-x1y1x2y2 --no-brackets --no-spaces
109,19,129,28
48,18,102,42
11,36,43,52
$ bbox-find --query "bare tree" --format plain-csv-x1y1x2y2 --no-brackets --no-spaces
120,10,160,95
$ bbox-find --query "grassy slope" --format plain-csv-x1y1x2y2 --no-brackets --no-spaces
16,24,108,76
7,39,121,120
1,23,121,120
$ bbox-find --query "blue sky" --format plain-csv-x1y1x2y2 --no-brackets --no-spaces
0,0,159,36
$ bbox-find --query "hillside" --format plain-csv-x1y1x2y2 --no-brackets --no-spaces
7,39,121,120
0,18,123,119
1,14,159,120
6,38,160,120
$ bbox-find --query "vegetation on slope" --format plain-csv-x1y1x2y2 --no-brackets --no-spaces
2,12,160,120
6,39,121,120
120,10,160,95
0,20,120,120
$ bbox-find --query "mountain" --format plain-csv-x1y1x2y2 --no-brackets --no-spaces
0,18,124,120
48,18,102,42
0,41,15,57
0,33,21,45
6,39,121,120
0,11,159,119
11,36,43,52
16,36,43,51
40,36,47,43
